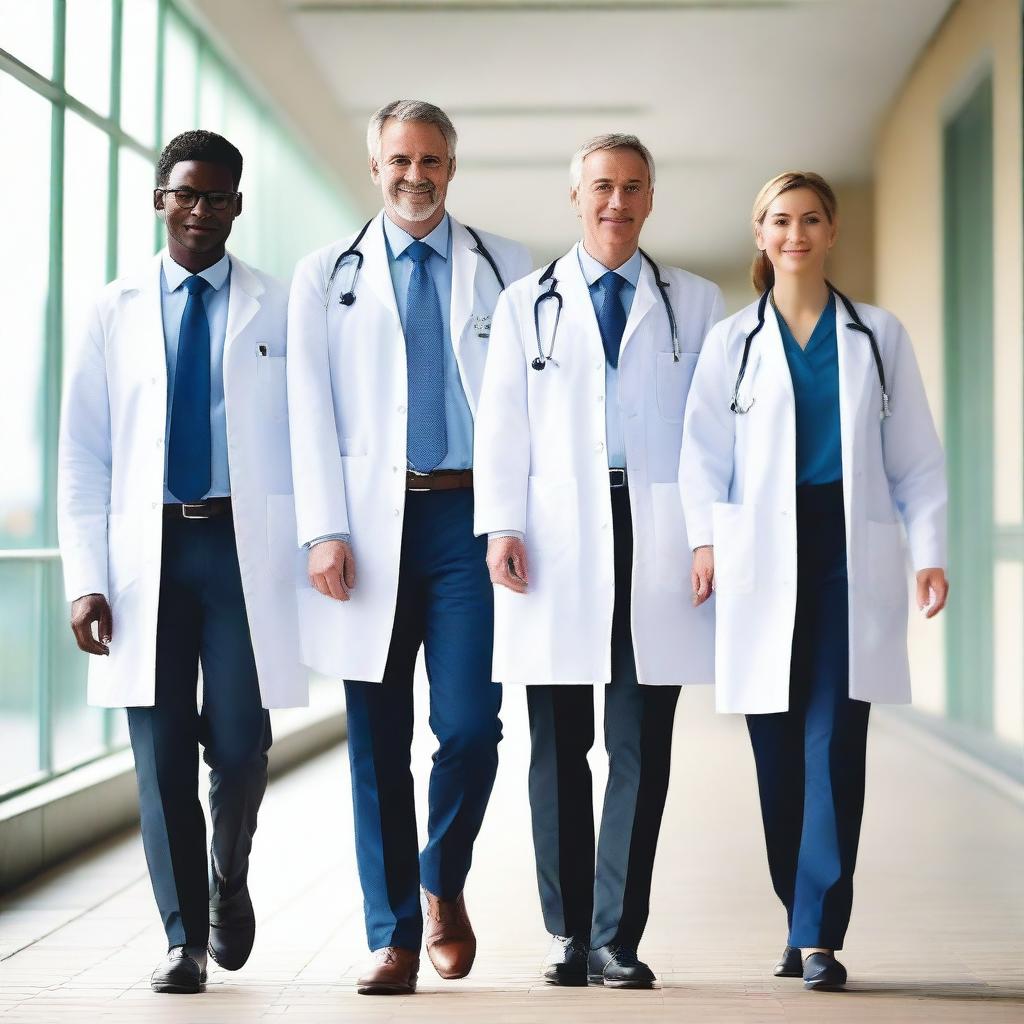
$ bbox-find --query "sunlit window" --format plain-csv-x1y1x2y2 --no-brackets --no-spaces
64,0,113,117
0,0,53,77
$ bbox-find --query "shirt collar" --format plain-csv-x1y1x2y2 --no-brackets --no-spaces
161,250,231,293
577,243,642,289
383,212,450,262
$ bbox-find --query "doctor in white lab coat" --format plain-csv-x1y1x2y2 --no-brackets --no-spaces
680,171,948,992
57,131,305,994
474,134,724,990
287,100,530,995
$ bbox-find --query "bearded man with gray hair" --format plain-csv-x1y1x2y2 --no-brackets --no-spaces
287,101,530,995
474,133,725,989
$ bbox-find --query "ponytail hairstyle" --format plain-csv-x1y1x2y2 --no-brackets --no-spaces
750,171,838,293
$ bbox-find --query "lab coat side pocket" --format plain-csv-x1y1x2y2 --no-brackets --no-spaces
865,518,907,609
266,493,309,588
711,501,756,595
650,482,689,593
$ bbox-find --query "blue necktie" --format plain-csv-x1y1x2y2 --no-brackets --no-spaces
404,240,448,473
167,275,212,502
597,271,627,368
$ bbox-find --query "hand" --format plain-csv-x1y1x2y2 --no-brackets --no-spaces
691,546,715,606
916,567,949,618
308,539,357,601
70,593,112,655
487,536,529,594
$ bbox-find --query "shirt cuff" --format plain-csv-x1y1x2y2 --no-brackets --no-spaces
488,530,524,542
305,533,351,548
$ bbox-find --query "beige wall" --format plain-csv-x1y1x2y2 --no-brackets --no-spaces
874,0,1023,737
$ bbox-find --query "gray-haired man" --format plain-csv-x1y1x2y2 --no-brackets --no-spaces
287,100,530,994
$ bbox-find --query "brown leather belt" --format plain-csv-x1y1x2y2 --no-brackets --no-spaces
406,469,474,492
163,497,233,520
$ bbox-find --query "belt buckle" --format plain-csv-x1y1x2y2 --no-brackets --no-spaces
609,468,627,489
181,502,209,519
407,472,432,493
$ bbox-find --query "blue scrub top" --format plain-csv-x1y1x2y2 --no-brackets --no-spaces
775,292,843,486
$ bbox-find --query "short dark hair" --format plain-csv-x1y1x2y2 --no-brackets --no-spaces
155,130,244,189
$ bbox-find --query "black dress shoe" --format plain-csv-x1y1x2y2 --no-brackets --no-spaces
208,883,256,971
542,935,589,986
803,951,847,991
774,945,803,977
588,944,656,989
151,946,207,994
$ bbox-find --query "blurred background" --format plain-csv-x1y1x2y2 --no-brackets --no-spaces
0,0,1021,938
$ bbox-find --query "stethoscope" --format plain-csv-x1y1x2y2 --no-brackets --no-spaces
530,249,679,371
323,217,506,310
730,282,892,419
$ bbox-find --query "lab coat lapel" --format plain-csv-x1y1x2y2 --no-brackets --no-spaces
121,253,168,383
564,244,604,359
449,218,476,361
836,303,874,495
619,256,657,361
361,211,402,322
224,255,263,359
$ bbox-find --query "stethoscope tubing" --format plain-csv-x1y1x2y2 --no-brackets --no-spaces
323,218,506,311
730,282,891,419
531,249,679,371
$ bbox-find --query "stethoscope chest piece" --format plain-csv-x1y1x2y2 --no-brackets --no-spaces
531,357,546,371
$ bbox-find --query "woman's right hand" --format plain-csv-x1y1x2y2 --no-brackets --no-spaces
692,545,715,606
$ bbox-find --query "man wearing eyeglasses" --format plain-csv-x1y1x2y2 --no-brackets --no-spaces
57,130,305,994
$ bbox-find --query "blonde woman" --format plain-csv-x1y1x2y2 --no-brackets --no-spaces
679,172,948,990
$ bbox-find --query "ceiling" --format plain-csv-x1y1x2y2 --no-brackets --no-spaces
198,0,956,274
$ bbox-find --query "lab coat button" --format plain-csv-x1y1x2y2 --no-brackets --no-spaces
595,441,605,452
151,502,157,510
397,404,406,414
393,508,400,517
597,395,604,403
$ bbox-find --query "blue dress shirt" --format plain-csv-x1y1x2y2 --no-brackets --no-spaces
160,252,231,502
577,244,642,469
383,214,474,471
775,292,843,486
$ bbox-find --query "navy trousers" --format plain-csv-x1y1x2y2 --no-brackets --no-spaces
343,489,502,952
126,514,271,951
527,486,680,950
746,481,870,950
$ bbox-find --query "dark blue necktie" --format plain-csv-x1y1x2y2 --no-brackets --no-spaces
404,240,448,473
597,271,627,368
167,275,212,502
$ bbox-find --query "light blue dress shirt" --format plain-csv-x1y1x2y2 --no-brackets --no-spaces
383,213,474,471
577,244,642,469
160,251,231,502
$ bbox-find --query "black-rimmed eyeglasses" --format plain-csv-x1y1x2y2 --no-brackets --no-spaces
155,188,240,211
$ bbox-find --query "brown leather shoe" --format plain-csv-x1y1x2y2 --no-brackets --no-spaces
422,888,476,979
356,947,419,995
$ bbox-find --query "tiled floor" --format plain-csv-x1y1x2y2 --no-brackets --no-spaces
1,684,1022,1022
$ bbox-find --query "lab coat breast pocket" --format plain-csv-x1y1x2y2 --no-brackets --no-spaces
712,501,756,595
656,351,698,423
257,353,288,425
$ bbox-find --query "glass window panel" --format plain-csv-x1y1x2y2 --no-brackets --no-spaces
120,0,158,145
197,52,228,133
0,77,51,550
64,0,113,116
0,561,43,792
0,0,54,77
48,562,106,772
118,146,156,275
161,11,196,144
63,111,110,358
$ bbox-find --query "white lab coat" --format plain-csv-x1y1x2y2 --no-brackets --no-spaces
57,251,307,709
286,212,531,681
679,295,947,713
473,244,725,685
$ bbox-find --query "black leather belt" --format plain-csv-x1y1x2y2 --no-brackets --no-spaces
609,468,627,489
406,469,474,492
163,497,232,520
